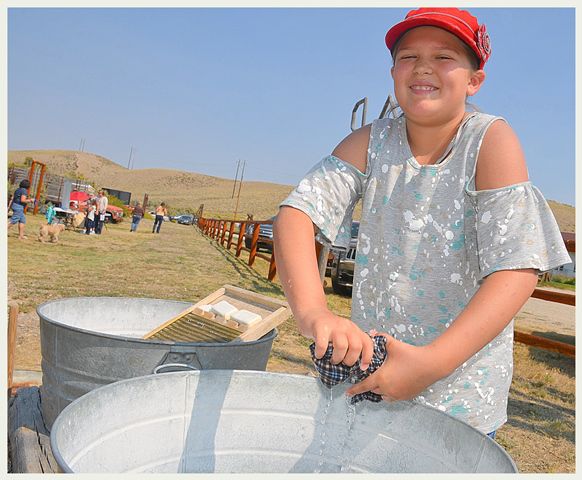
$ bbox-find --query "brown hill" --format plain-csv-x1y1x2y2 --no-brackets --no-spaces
8,150,293,219
8,149,576,232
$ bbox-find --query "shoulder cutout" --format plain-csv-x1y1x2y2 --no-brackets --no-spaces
475,120,529,190
331,124,371,174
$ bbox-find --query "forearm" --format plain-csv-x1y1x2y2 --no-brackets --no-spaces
428,269,538,377
273,207,328,336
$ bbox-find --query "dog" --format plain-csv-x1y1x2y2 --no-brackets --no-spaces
38,223,66,243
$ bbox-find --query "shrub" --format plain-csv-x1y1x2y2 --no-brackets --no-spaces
552,274,575,286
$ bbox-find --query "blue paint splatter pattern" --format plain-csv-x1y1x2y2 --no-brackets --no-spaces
280,112,571,434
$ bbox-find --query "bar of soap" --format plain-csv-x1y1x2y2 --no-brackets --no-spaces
193,307,216,320
230,309,262,326
199,305,213,313
210,301,238,320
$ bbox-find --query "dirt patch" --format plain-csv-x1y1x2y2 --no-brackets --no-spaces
515,289,575,341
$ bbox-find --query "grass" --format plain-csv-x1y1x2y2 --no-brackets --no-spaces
7,213,575,473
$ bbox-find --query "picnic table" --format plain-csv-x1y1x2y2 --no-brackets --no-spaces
53,207,82,229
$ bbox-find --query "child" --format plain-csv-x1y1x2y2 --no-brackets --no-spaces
85,201,96,235
273,7,570,437
45,201,56,225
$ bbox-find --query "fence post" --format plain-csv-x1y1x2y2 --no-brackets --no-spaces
8,302,18,391
227,221,236,250
248,222,261,266
236,222,246,257
221,221,228,246
267,245,277,281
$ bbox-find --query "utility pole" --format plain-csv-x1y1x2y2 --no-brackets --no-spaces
79,138,86,152
232,159,241,199
233,159,245,221
127,146,133,169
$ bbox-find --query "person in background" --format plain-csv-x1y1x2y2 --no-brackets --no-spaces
85,200,97,235
7,179,35,240
45,201,56,225
130,202,145,232
152,202,167,234
95,190,108,234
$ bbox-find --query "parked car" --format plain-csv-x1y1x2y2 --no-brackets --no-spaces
245,218,275,252
175,214,195,225
330,221,360,295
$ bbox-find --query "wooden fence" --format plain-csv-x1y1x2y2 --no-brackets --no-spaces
197,217,575,357
197,217,278,281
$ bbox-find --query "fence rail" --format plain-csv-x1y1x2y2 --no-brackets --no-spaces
197,216,575,357
198,217,278,280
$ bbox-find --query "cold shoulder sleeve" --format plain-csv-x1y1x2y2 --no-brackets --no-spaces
279,155,368,249
467,182,572,279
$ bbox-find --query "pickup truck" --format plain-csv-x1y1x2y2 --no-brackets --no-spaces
105,205,124,223
330,221,359,295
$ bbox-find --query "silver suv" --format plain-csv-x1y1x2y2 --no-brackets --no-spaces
330,221,359,295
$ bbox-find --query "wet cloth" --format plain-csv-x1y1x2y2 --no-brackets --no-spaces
310,335,388,404
281,112,571,433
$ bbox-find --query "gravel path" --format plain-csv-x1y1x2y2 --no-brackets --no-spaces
514,287,575,338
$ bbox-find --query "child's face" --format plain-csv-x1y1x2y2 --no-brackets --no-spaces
390,26,485,123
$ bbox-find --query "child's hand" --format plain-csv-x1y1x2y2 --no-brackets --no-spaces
345,333,442,401
307,310,374,370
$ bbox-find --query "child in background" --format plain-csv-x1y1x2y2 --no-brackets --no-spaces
85,201,96,235
45,202,56,225
273,7,570,437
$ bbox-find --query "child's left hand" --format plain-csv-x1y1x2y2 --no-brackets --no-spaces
345,332,443,402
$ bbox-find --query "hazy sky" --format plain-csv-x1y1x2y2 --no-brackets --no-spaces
7,7,575,205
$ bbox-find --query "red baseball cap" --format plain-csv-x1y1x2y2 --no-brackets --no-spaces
385,8,491,69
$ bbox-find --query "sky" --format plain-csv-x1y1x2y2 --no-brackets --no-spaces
7,6,576,205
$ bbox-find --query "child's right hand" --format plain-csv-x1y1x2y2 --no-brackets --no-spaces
304,309,374,370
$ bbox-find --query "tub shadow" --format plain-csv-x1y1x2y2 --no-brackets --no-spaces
178,370,234,473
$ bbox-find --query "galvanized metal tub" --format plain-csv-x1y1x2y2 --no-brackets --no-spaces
37,297,277,429
50,370,517,473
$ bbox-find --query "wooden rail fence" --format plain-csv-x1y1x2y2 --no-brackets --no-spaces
197,217,575,357
197,217,279,281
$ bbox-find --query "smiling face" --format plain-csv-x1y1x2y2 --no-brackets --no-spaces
390,26,485,126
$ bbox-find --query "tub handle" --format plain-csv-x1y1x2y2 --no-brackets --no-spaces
153,363,199,374
154,350,203,374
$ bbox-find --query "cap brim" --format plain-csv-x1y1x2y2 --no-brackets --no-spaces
385,17,476,58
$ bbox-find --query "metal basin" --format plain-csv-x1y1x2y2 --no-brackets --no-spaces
38,297,277,429
50,370,517,473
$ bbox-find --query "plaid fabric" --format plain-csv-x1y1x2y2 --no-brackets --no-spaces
310,335,388,404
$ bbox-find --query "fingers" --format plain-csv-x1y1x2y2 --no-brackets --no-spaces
346,374,377,397
314,331,331,359
359,334,374,371
341,334,364,366
330,336,349,364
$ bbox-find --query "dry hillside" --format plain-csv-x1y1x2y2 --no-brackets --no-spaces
8,149,576,231
8,150,293,220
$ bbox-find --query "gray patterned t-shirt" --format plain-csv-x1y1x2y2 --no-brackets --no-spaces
280,112,571,433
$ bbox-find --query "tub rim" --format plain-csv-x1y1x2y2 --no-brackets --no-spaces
49,369,518,474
